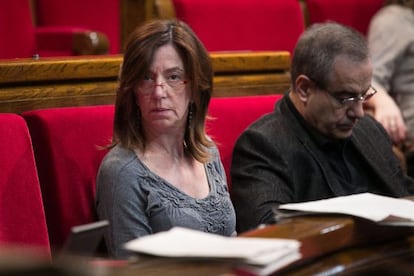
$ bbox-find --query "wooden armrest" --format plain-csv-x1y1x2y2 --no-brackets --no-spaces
73,31,109,55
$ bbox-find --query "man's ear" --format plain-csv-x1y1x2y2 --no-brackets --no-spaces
295,75,314,102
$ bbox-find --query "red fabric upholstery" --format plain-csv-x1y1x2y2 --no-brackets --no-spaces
0,1,103,58
0,1,37,58
35,0,120,54
0,114,50,257
207,95,283,188
173,0,305,54
22,106,114,251
305,0,384,35
36,26,94,57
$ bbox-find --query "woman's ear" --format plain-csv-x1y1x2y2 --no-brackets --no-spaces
295,75,314,103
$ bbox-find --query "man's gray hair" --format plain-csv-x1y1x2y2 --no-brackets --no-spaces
291,22,369,90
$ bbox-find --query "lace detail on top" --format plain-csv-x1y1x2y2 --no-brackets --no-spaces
135,150,235,236
96,144,236,258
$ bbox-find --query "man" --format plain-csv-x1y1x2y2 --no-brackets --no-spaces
230,22,414,233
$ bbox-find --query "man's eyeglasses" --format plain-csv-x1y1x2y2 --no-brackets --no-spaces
324,85,377,107
138,72,188,94
310,77,377,107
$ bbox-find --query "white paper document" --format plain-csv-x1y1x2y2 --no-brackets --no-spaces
277,193,414,225
124,227,301,275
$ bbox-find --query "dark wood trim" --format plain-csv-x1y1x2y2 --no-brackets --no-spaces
0,51,291,113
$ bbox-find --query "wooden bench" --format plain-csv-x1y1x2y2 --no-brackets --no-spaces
0,51,291,113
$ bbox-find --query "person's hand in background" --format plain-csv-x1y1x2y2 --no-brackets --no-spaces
365,88,407,144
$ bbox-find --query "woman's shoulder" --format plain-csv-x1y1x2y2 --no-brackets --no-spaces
102,144,134,161
97,145,152,191
204,141,221,162
99,145,139,174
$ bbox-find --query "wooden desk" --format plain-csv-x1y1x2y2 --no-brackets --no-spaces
243,216,414,274
2,215,412,275
99,215,414,275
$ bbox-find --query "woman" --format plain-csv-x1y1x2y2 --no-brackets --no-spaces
96,19,236,258
366,0,414,175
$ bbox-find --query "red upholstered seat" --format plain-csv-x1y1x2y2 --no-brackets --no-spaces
305,0,384,35
207,95,283,189
34,0,121,54
0,1,37,58
0,1,109,58
172,0,305,54
0,114,50,258
22,105,114,252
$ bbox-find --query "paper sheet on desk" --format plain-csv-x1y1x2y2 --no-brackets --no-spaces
124,227,301,274
277,193,414,225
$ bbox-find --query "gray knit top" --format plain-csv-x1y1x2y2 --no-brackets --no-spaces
96,144,236,258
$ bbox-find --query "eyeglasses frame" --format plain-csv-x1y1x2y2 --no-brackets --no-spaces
308,76,377,107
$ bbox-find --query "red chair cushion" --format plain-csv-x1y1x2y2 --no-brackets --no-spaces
207,95,283,189
0,2,36,58
35,0,120,54
306,0,384,35
22,105,114,249
173,0,305,54
0,114,50,257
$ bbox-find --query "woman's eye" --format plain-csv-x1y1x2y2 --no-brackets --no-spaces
169,74,181,81
143,75,152,81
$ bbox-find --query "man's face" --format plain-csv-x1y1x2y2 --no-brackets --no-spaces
302,55,374,139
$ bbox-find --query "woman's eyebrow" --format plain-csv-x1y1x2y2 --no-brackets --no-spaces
164,67,185,74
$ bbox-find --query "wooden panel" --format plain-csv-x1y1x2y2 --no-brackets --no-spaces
0,51,290,113
120,0,148,52
0,56,122,83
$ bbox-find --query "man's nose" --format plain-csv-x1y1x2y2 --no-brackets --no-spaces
347,101,365,119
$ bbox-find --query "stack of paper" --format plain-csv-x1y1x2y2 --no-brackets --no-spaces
276,193,414,226
124,227,301,275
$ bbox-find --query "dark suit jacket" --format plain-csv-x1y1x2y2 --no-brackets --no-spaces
231,95,414,233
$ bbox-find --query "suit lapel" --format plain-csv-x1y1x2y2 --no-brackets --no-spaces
351,121,394,188
280,97,348,196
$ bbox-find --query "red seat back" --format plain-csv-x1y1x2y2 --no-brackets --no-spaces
207,95,283,189
0,113,50,257
0,1,37,58
305,0,384,35
173,0,305,54
34,0,121,54
22,105,114,251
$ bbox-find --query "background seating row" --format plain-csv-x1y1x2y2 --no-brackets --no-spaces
157,0,305,54
0,1,109,59
304,0,384,35
159,0,384,54
1,0,384,59
0,94,283,257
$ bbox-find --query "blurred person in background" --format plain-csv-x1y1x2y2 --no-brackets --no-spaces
366,0,414,176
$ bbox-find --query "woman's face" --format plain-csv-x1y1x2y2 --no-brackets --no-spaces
135,44,191,136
